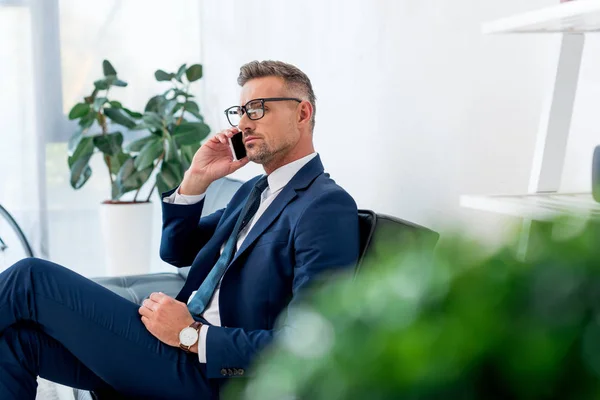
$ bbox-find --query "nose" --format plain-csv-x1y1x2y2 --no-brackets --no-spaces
237,111,255,133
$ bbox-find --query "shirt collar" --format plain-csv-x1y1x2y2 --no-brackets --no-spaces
265,152,318,194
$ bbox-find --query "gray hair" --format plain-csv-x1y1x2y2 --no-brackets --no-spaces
238,60,316,130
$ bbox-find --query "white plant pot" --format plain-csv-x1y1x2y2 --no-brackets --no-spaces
99,201,153,276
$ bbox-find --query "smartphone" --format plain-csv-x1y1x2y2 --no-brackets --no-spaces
228,132,247,161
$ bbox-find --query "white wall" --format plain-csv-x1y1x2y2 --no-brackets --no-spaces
198,0,564,241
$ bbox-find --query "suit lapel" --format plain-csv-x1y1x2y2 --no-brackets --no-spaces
230,186,296,265
209,201,244,252
229,155,325,265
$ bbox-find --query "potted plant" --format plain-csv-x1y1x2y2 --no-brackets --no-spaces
67,60,210,276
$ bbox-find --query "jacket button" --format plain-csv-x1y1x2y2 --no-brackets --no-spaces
220,368,227,376
239,369,245,376
227,368,234,376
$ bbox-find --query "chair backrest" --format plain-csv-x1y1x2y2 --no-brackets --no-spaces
356,210,439,275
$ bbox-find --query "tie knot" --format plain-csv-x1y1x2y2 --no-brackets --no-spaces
254,175,269,193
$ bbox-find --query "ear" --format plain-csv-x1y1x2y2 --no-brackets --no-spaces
297,101,313,127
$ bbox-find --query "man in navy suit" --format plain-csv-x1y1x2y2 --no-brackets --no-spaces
0,60,359,399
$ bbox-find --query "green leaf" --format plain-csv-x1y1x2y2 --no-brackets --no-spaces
165,134,180,163
108,152,130,175
68,136,95,167
111,181,121,200
104,107,136,129
184,101,200,114
93,132,123,156
116,158,154,194
172,89,194,99
155,69,174,81
158,161,184,192
102,60,117,76
68,131,83,154
162,99,178,117
68,136,95,189
142,112,164,130
175,64,187,81
186,108,204,121
172,103,184,115
69,156,93,189
78,111,96,130
103,75,127,87
185,64,203,82
109,100,122,108
134,139,164,170
155,173,171,198
93,97,108,112
145,95,163,112
94,79,109,90
116,156,135,180
126,135,159,152
163,87,175,98
68,103,90,120
130,123,152,131
173,122,210,146
122,107,143,119
182,100,203,120
180,142,200,170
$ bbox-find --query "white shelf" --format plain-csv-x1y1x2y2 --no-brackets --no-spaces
483,0,600,34
460,192,600,220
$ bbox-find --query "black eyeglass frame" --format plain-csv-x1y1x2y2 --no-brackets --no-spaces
223,97,302,126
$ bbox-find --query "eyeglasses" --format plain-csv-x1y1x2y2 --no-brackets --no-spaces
224,97,302,127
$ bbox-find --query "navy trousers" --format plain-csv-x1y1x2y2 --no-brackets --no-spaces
0,258,214,399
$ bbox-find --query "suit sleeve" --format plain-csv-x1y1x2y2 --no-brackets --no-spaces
205,189,360,378
159,187,225,267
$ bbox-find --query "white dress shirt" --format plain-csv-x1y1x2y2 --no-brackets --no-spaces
163,152,318,363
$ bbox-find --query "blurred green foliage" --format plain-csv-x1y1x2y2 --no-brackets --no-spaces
227,217,600,399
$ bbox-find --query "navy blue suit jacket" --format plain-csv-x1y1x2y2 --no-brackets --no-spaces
159,155,360,380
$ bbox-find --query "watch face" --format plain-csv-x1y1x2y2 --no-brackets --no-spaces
179,327,199,347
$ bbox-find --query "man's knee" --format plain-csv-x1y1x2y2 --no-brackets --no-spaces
10,257,44,273
8,257,55,280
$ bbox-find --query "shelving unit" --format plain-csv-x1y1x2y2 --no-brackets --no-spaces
483,0,600,34
461,192,600,220
461,1,600,225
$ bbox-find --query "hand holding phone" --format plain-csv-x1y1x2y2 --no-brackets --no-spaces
179,128,248,195
228,131,247,161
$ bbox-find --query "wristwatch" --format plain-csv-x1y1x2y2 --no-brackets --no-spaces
179,321,202,353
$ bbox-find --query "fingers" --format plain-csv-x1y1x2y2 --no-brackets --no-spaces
210,128,240,144
142,298,157,311
225,127,240,137
138,304,152,318
149,291,170,304
141,315,149,326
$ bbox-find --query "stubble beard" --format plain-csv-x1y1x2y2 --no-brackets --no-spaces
247,139,293,167
246,141,273,164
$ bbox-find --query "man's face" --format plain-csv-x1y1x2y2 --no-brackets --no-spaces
237,77,300,165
